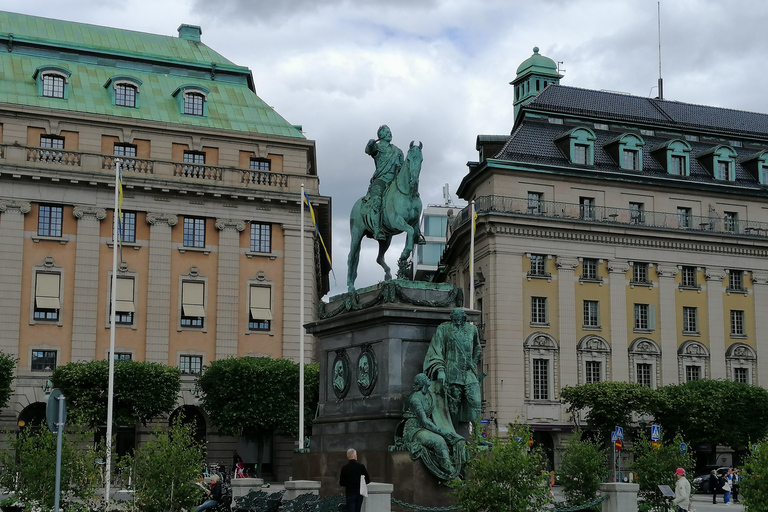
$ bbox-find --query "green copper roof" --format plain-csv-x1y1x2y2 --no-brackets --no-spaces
0,11,305,139
516,47,560,78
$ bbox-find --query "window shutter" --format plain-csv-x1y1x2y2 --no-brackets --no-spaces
115,278,135,312
648,305,656,330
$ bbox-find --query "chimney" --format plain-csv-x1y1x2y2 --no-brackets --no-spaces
177,24,202,42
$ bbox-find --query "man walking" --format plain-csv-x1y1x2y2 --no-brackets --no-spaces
673,468,691,512
339,448,371,512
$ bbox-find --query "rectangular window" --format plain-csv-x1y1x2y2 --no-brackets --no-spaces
183,93,205,116
532,359,549,400
250,222,272,253
183,150,205,165
529,254,547,276
34,273,61,321
670,155,685,175
582,258,598,280
38,205,63,237
637,363,652,388
42,74,65,98
632,263,649,284
734,367,749,384
585,361,601,384
580,197,595,220
113,143,137,157
715,160,730,180
114,84,137,108
31,350,57,371
531,297,548,325
423,216,448,238
249,158,271,171
417,243,445,265
724,212,738,233
731,310,745,336
622,149,639,170
634,304,649,330
677,207,692,228
729,271,744,291
683,307,698,333
583,300,599,327
686,365,701,382
180,281,205,328
119,212,136,244
527,192,543,214
573,144,588,165
114,352,132,361
249,286,272,331
629,202,645,224
112,277,135,325
681,266,697,288
179,355,203,375
40,135,65,149
183,217,206,248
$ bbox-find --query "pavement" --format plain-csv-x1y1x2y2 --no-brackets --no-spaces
688,493,744,512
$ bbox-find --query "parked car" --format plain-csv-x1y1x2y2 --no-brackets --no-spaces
692,466,730,493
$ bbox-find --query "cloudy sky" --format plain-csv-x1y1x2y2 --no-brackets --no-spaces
4,0,767,298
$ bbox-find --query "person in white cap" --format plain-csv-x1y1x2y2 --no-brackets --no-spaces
673,467,691,512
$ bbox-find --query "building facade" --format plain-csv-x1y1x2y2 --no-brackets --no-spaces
0,12,331,474
440,47,768,466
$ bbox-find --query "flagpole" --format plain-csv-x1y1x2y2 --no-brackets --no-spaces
105,159,120,505
469,200,476,310
299,184,305,451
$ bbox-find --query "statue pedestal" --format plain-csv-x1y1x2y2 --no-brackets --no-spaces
296,281,477,506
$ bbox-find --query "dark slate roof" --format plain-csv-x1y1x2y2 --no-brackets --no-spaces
527,86,768,138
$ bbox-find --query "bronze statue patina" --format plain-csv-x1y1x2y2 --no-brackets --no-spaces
395,373,466,480
347,126,426,291
423,308,482,424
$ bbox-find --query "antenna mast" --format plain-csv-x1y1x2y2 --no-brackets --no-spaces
657,1,663,100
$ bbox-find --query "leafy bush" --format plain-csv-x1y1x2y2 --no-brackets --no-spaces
558,430,609,510
449,423,551,512
130,418,205,512
630,432,693,512
0,425,101,511
740,434,768,510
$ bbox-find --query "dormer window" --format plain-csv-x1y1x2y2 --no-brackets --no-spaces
697,145,737,181
172,85,210,117
604,133,645,171
33,66,72,100
740,150,768,185
104,76,143,108
650,139,692,176
555,127,596,166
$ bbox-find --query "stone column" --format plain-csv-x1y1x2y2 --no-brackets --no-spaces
71,206,107,361
557,256,578,388
706,269,726,379
752,272,768,386
215,219,245,359
282,225,314,362
656,264,679,386
599,482,639,512
145,213,177,363
0,201,31,356
608,260,629,382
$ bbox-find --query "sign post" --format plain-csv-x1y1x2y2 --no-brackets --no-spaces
613,426,624,481
46,389,66,512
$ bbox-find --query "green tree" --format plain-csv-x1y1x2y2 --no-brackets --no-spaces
560,382,657,441
196,357,320,473
654,380,768,450
629,432,693,512
741,435,768,510
449,423,551,512
0,425,102,511
131,418,205,512
0,352,17,410
558,430,609,510
51,360,181,427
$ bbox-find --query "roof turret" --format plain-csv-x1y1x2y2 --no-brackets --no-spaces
514,47,560,81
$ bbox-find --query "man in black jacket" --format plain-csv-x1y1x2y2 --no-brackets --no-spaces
339,448,371,512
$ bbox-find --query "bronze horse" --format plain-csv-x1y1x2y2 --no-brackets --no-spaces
347,142,424,291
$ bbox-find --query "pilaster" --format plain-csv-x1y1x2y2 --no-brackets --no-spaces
706,269,727,379
752,272,768,386
608,260,629,382
656,264,679,385
556,256,578,389
70,206,107,361
0,201,31,356
145,213,178,363
215,219,245,359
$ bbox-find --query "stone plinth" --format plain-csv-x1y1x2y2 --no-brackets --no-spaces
599,482,639,512
230,477,264,500
283,479,321,501
362,482,393,512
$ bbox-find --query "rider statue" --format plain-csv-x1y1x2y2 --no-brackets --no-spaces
364,124,404,241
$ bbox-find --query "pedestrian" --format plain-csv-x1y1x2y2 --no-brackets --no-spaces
732,468,741,503
722,469,732,505
673,468,691,512
195,474,222,512
709,469,719,504
339,448,371,512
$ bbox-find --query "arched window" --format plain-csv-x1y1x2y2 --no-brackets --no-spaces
33,66,72,99
604,133,645,171
678,340,710,383
697,145,738,181
576,336,611,384
725,343,756,384
628,338,660,388
554,127,596,166
524,332,559,401
172,85,210,117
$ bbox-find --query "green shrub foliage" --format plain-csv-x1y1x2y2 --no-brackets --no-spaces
559,430,609,509
629,432,693,512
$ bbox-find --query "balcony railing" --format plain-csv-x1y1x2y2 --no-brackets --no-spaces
0,144,306,192
449,195,768,238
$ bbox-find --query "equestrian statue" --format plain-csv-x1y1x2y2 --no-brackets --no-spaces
347,124,425,292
